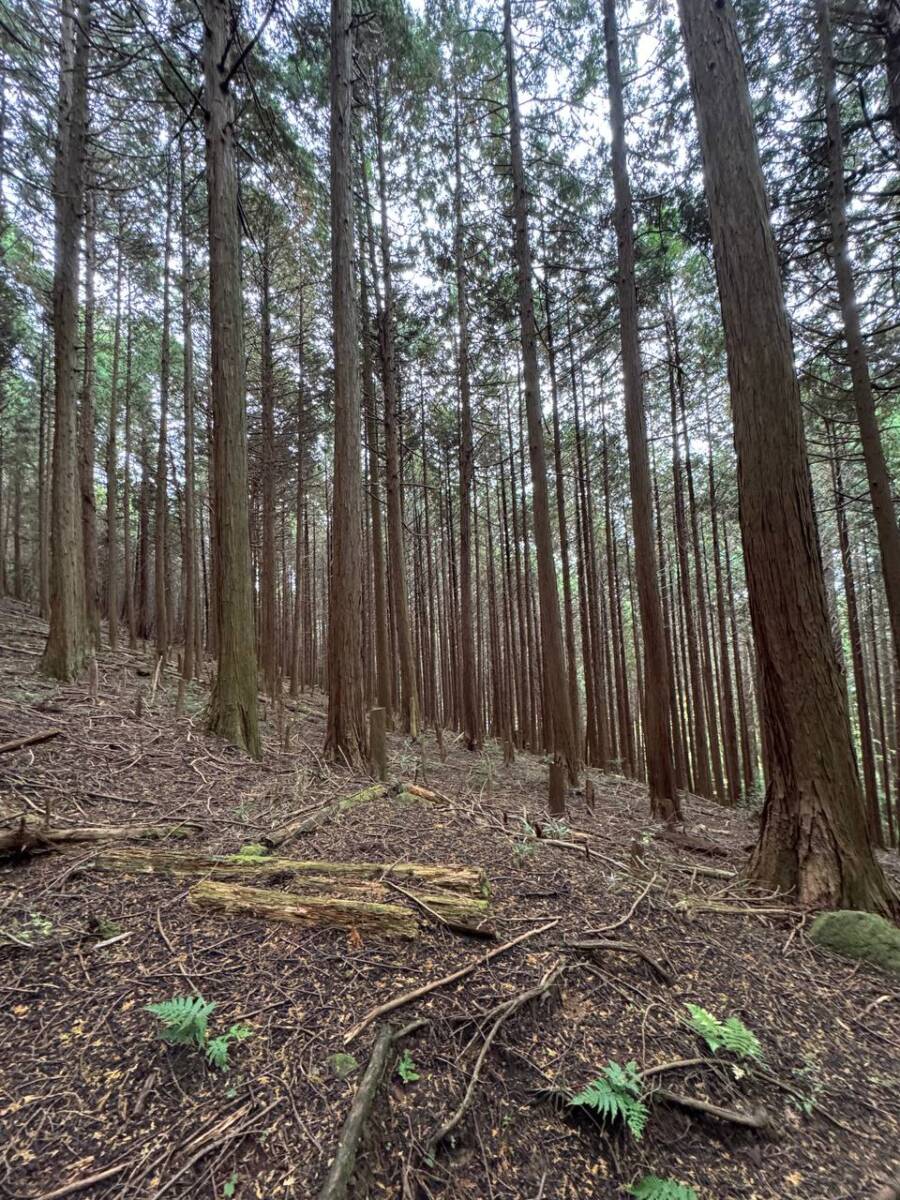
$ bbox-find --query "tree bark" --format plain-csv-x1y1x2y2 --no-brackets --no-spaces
42,0,90,681
503,0,577,782
603,0,679,820
818,0,900,676
203,0,261,758
678,0,894,911
324,0,366,763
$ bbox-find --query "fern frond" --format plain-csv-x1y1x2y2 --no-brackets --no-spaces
721,1016,762,1061
570,1061,648,1139
146,995,216,1048
205,1023,253,1071
628,1174,698,1200
685,1004,761,1061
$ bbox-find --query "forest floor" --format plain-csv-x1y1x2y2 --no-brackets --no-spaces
1,598,899,1200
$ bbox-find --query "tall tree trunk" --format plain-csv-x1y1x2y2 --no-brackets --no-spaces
503,0,577,782
454,78,479,750
604,0,678,818
818,0,900,675
203,0,260,757
259,227,278,698
79,182,99,648
678,0,893,911
42,0,90,681
37,326,50,617
324,0,365,762
180,134,199,681
123,273,136,649
373,74,419,736
155,151,173,666
106,208,123,650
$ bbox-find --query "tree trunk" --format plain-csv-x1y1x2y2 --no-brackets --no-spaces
79,182,100,648
42,0,90,681
259,227,278,698
203,0,260,758
678,0,893,911
603,0,679,820
106,208,123,651
324,0,366,763
503,0,577,782
155,150,173,666
180,134,199,681
818,0,900,676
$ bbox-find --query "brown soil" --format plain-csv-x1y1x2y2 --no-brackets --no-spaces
1,599,898,1200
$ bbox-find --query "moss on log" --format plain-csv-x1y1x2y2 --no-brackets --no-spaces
189,880,419,939
809,909,900,976
262,784,388,848
89,847,489,897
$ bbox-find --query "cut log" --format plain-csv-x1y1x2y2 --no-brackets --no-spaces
261,784,387,848
189,880,418,939
89,847,489,897
0,818,201,856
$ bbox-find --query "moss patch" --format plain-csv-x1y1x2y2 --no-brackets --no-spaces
809,910,900,976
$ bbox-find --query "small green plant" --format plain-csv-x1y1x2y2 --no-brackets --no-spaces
543,817,570,839
206,1024,253,1070
628,1175,698,1200
569,1060,648,1139
94,917,123,940
327,1052,360,1079
684,1004,762,1061
222,1171,238,1198
146,994,252,1070
512,816,537,862
789,1057,824,1116
396,1049,420,1084
146,995,216,1049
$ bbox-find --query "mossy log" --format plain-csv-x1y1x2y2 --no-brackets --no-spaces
0,818,201,856
262,784,388,848
89,847,489,897
189,879,419,939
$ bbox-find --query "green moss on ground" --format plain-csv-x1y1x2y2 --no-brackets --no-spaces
809,909,900,976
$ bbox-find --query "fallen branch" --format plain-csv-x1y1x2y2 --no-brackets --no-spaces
584,876,656,936
0,728,62,755
344,917,560,1045
564,938,674,985
384,878,495,939
318,1025,395,1200
426,962,564,1156
189,879,419,939
262,784,387,848
652,1087,770,1130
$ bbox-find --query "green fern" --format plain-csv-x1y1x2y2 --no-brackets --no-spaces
206,1024,253,1071
685,1004,761,1060
628,1175,698,1200
570,1060,648,1139
146,995,216,1049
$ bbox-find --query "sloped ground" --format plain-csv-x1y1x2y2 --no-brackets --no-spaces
1,598,898,1200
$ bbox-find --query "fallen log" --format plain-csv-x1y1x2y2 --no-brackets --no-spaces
0,728,63,755
262,784,388,848
189,880,419,939
564,938,674,985
0,818,201,856
89,847,489,897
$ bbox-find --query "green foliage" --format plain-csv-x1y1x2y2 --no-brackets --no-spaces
94,918,123,940
684,1004,761,1060
146,995,216,1049
230,843,270,862
396,1049,420,1084
222,1171,238,1198
809,910,900,976
146,995,251,1070
206,1025,253,1071
543,818,570,839
628,1175,698,1200
570,1060,648,1139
